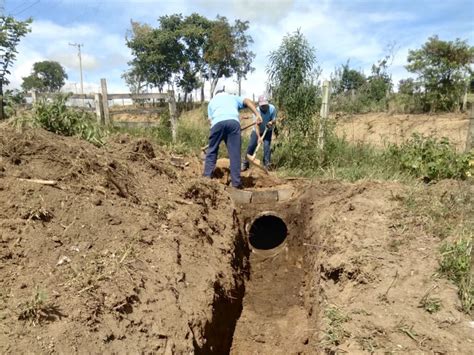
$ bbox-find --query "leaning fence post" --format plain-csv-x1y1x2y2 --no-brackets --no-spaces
100,78,110,125
466,100,474,152
318,80,331,152
168,90,177,142
94,93,104,125
31,90,37,104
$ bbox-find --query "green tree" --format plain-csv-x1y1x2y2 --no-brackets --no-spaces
0,16,32,120
121,67,147,95
267,29,320,136
366,56,392,102
125,14,255,100
406,36,474,111
21,60,68,92
231,19,255,95
332,61,366,94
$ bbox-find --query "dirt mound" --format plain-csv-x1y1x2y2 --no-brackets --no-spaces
0,125,248,353
307,180,473,353
335,112,470,151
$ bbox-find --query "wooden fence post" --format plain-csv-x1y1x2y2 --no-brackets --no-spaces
168,90,177,142
94,93,104,125
318,80,331,152
31,90,37,104
100,79,110,125
466,102,474,152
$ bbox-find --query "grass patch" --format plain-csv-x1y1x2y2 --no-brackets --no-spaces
323,306,351,347
439,238,473,313
18,286,61,325
398,182,473,314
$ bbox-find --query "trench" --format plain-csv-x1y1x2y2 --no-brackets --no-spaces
200,187,319,355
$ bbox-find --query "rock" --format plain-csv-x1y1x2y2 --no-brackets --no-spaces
56,255,71,266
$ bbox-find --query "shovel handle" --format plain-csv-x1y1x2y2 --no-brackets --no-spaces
250,127,268,159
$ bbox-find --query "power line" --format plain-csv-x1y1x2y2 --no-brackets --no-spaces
69,42,84,95
12,0,40,16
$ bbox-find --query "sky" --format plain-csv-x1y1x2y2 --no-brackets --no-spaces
2,0,474,99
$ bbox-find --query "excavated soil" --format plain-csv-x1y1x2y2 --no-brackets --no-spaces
1,123,472,354
0,124,248,353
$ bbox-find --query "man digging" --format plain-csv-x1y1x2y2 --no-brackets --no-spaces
203,83,262,189
242,95,277,172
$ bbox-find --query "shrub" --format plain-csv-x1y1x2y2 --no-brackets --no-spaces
387,134,473,181
17,94,106,146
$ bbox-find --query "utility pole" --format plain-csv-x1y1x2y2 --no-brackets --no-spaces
69,43,84,96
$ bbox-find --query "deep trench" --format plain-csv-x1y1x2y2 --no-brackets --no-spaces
200,195,318,354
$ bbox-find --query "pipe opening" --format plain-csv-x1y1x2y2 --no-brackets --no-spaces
249,215,288,250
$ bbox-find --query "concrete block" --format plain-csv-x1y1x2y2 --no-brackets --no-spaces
277,187,295,201
251,190,278,203
228,188,252,205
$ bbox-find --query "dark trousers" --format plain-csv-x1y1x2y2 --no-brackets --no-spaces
243,129,272,168
203,120,242,187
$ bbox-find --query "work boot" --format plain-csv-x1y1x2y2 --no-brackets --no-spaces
241,163,249,172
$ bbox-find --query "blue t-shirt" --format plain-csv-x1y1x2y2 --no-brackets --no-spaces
253,104,277,132
208,93,245,127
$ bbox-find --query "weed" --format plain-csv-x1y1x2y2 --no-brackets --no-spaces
439,238,473,313
18,286,61,325
323,306,350,346
396,320,418,342
419,296,442,314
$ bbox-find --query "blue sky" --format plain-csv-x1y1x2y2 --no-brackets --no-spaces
3,0,474,98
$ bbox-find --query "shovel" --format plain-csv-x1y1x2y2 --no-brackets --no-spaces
246,126,269,174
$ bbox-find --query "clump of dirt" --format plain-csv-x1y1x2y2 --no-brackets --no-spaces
212,158,284,189
0,124,248,354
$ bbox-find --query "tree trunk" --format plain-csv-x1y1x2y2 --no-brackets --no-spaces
238,77,242,96
210,77,219,99
0,83,4,121
201,84,204,103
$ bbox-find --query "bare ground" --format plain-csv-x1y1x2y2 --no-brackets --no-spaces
335,112,470,151
0,122,472,354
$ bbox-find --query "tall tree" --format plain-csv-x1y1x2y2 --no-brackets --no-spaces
125,14,255,100
0,16,31,120
406,36,474,111
267,29,320,136
331,61,366,94
125,19,178,92
21,60,68,92
203,16,235,97
122,67,147,95
232,19,255,95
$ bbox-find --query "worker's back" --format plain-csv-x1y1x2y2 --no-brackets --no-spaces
208,93,244,127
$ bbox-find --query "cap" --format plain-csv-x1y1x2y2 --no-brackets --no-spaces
258,95,269,106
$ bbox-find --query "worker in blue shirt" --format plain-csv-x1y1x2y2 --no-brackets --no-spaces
204,84,262,189
242,95,277,171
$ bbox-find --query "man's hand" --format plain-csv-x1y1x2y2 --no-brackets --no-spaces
266,121,274,127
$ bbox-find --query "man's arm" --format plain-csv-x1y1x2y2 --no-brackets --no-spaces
243,98,263,139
